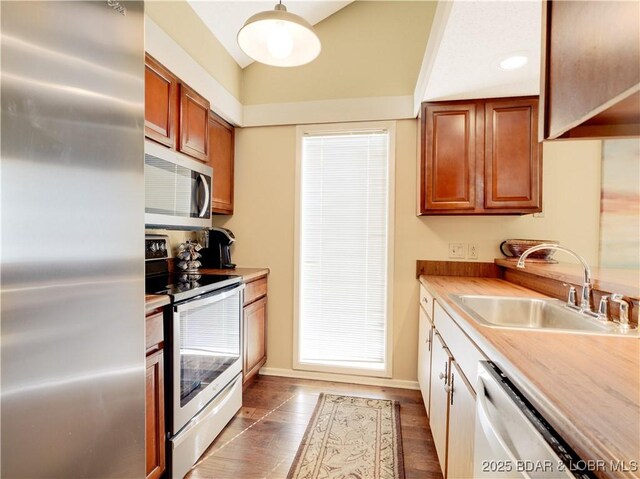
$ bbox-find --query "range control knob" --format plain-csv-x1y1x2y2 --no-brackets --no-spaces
159,243,166,252
149,243,157,252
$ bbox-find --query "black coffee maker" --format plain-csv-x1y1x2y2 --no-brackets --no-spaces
197,227,236,269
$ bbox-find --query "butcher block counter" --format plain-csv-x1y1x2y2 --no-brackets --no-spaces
420,275,640,479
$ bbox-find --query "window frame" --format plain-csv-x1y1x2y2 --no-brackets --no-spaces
293,121,396,378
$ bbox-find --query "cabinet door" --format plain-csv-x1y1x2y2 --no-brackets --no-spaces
418,305,433,416
243,296,267,383
179,84,210,162
146,350,165,479
484,98,541,211
429,332,451,478
421,102,479,213
145,54,177,148
447,361,476,479
209,112,235,214
542,1,640,139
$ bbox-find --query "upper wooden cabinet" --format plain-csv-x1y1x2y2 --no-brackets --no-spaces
208,111,235,214
484,98,540,210
179,84,210,162
419,97,542,215
144,54,211,163
422,102,478,211
145,54,178,148
541,1,640,139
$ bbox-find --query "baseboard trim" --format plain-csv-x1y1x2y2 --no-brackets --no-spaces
258,367,420,390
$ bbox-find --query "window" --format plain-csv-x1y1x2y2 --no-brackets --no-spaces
294,122,395,377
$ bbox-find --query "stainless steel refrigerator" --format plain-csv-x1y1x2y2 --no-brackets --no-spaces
1,2,145,477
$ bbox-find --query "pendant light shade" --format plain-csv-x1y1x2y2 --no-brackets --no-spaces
237,3,321,67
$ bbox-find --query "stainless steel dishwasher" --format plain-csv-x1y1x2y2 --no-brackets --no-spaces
474,361,596,479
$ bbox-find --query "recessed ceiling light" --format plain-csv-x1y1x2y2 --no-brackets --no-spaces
499,55,528,71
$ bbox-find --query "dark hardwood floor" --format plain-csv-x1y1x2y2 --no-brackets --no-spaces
186,375,443,479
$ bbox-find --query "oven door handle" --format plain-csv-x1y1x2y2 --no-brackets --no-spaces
174,284,244,312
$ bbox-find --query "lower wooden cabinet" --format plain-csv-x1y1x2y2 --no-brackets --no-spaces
145,350,165,479
429,332,451,478
145,310,165,479
418,299,434,415
242,275,268,386
420,288,481,478
447,361,476,479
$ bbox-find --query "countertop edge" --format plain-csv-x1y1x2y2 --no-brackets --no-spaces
145,294,170,314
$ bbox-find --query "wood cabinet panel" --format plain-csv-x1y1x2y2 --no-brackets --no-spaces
179,84,210,162
447,361,476,479
145,54,177,148
244,277,268,306
484,98,541,210
429,332,451,478
542,1,640,139
422,103,477,212
146,350,165,479
243,296,267,383
145,311,164,352
209,112,235,214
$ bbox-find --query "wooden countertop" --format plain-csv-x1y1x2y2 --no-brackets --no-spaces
145,294,170,314
199,267,269,283
420,275,640,479
496,258,640,300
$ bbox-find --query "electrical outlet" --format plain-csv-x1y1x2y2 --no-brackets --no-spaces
468,243,479,260
448,243,465,259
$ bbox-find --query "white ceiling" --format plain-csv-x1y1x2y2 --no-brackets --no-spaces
187,1,353,68
423,0,542,101
188,0,542,101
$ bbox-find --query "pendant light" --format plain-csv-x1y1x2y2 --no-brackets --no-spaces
237,1,322,67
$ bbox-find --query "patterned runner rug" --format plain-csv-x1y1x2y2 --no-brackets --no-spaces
287,394,405,479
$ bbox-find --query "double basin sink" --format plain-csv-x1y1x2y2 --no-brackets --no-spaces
450,295,634,335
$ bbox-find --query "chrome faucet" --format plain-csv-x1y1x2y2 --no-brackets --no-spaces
516,244,596,316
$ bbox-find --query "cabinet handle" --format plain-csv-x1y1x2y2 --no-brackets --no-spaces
438,361,448,383
422,297,429,305
449,372,455,405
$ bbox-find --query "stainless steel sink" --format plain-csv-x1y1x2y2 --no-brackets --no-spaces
450,295,625,334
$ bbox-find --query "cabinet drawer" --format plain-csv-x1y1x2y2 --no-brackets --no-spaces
146,311,164,352
244,277,267,306
434,301,485,388
419,285,435,320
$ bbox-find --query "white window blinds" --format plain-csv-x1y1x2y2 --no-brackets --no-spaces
298,130,390,373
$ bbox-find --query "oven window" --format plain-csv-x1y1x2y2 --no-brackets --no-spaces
178,290,241,407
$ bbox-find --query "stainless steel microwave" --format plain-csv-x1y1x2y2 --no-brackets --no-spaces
144,140,212,230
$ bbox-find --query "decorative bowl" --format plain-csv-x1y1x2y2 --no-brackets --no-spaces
500,239,559,260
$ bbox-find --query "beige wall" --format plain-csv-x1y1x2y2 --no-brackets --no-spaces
212,120,602,382
241,1,436,105
146,1,242,101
